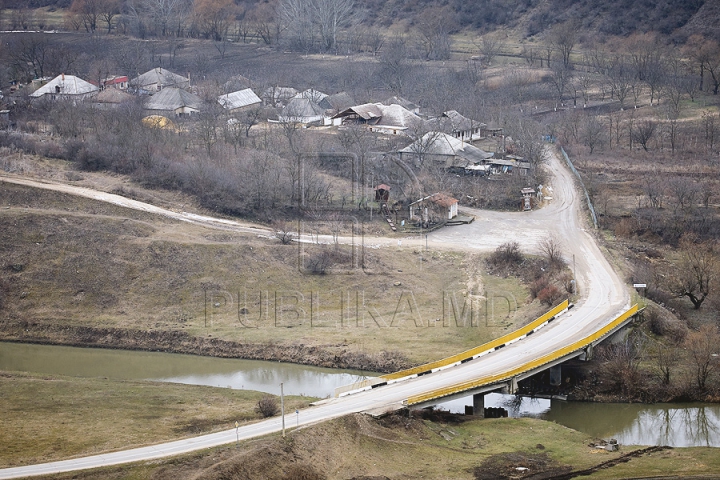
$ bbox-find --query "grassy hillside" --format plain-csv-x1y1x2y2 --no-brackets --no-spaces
0,178,538,369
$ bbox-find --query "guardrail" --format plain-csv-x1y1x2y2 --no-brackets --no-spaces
382,300,570,381
334,300,570,398
405,304,639,406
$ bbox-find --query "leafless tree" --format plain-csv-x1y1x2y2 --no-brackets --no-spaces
8,35,50,80
414,6,453,61
478,35,501,66
670,235,716,310
596,337,645,397
684,325,719,391
378,35,410,96
312,0,355,53
274,221,296,244
582,114,607,154
548,63,573,108
605,57,635,109
539,234,565,268
654,341,680,386
632,120,656,152
547,20,579,68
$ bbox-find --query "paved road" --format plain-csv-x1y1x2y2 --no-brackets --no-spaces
0,149,629,479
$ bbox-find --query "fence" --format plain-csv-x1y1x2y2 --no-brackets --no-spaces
560,147,598,229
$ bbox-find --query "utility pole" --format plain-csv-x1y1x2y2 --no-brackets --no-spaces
280,382,285,438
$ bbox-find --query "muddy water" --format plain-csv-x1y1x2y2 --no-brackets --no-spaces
0,342,376,398
439,394,720,447
3,342,719,446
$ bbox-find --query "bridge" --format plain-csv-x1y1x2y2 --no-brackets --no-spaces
0,150,635,479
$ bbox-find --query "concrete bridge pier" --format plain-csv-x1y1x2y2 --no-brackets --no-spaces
472,393,484,417
500,377,519,395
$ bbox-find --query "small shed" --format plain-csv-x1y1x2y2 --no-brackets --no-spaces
375,184,391,202
409,192,459,226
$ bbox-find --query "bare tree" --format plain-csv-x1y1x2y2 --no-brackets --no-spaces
684,325,719,391
414,6,453,61
632,120,656,151
539,235,565,268
670,235,716,310
654,341,680,386
478,35,501,66
548,63,573,108
596,337,645,397
582,114,607,154
274,221,296,244
378,35,410,96
605,57,635,109
547,20,579,68
312,0,355,53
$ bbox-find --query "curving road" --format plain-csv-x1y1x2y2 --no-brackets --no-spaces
0,148,629,479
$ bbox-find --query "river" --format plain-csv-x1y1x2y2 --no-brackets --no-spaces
2,342,719,447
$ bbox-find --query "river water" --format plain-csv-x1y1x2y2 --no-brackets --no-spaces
0,342,374,398
2,342,719,447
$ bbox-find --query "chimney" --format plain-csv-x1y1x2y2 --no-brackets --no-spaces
61,73,65,81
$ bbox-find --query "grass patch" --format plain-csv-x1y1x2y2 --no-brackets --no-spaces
0,371,315,468
27,412,718,480
0,182,534,367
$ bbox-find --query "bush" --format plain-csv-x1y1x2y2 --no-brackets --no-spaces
537,284,563,306
488,241,524,269
255,395,279,418
646,304,687,343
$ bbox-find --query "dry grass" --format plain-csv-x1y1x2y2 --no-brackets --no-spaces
0,371,314,468
0,181,535,367
29,412,713,480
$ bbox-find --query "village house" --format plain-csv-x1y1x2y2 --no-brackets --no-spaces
101,75,128,90
144,87,203,117
322,92,356,125
409,192,459,226
383,96,420,114
430,110,486,142
218,88,262,114
29,74,98,101
398,132,493,171
91,88,134,109
332,102,422,135
130,68,190,94
277,97,325,124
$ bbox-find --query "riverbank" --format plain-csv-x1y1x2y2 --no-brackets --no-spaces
12,407,720,480
0,319,410,373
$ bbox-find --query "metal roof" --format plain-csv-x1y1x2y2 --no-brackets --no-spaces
218,88,261,110
399,132,494,164
30,75,98,97
130,68,189,89
145,87,203,111
281,97,325,118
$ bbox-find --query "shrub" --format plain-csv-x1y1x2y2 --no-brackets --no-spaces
488,241,524,268
255,395,279,418
537,284,562,306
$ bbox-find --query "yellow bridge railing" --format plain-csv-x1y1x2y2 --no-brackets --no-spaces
406,304,639,406
382,300,570,382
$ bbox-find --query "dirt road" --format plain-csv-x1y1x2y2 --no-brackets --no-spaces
0,147,631,479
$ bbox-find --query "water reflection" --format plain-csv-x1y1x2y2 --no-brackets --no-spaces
435,393,720,447
0,342,376,398
543,400,720,447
